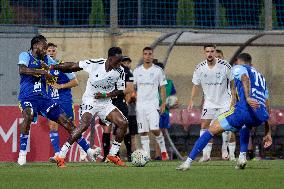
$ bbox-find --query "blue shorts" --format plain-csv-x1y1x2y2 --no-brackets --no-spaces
218,105,268,132
19,95,64,122
54,100,74,121
159,112,170,129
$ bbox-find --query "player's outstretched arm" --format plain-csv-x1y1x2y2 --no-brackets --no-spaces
51,62,82,73
94,90,124,99
19,64,48,76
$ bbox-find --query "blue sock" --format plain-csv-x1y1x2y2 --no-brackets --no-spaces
20,133,29,151
240,126,250,153
50,131,60,154
189,130,213,160
77,137,90,152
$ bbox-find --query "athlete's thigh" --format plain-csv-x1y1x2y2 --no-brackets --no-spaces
19,99,38,121
136,105,150,133
98,102,119,126
201,108,216,120
147,105,160,131
218,107,246,132
79,101,97,120
58,101,75,121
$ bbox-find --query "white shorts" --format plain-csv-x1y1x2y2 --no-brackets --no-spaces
201,107,230,120
136,104,160,133
79,100,116,126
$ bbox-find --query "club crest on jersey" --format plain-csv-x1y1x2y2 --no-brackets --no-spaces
216,72,221,78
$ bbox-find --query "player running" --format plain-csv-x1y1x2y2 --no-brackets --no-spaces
17,35,100,166
176,53,272,171
46,43,79,162
188,44,235,162
50,47,129,167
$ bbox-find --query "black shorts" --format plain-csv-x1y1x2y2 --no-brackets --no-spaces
128,115,138,135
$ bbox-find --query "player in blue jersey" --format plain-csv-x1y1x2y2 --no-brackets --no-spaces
17,35,100,166
176,53,272,171
46,43,79,162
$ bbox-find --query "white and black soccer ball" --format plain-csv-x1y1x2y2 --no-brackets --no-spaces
131,149,150,167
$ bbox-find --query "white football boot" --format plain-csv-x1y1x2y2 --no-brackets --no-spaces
176,161,191,171
235,155,247,169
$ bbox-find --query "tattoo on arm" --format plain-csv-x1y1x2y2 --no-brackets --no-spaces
241,75,251,99
19,65,46,76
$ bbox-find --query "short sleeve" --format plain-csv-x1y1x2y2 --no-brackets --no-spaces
117,70,125,90
170,81,177,95
79,59,95,73
46,55,57,66
126,69,134,83
159,69,167,86
232,65,249,81
226,64,234,81
192,68,201,85
133,69,137,85
65,72,76,80
18,52,30,66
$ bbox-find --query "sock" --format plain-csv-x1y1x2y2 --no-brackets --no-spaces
240,126,250,153
20,133,29,152
77,137,90,153
185,157,193,164
155,133,167,153
109,140,121,156
189,130,213,160
228,142,236,157
239,152,247,159
59,142,71,158
50,131,60,154
141,135,150,157
200,129,211,157
102,133,111,157
222,131,229,151
124,133,132,157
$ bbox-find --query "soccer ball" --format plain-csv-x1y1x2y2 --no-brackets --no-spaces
166,95,178,108
131,149,150,167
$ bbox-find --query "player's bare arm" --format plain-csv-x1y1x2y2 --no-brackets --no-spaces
19,64,54,82
160,85,166,113
230,80,237,107
188,84,199,110
51,62,82,72
241,74,259,109
94,90,124,99
51,78,78,89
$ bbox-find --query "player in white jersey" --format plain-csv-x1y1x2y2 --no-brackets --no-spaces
188,44,235,162
49,47,128,167
133,47,168,160
215,49,236,161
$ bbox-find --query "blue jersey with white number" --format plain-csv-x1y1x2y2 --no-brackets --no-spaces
48,60,76,103
232,64,269,122
18,51,56,100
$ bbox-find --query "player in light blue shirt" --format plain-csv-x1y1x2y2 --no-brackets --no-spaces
46,43,79,162
176,53,272,171
17,35,100,166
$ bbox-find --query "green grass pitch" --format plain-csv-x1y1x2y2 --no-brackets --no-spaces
1,160,284,189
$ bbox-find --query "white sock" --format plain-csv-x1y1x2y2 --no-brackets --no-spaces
155,133,167,153
59,142,71,159
19,150,27,155
239,152,247,159
204,143,213,158
185,157,193,164
141,135,150,157
109,140,121,156
229,142,236,157
222,131,229,151
200,129,212,157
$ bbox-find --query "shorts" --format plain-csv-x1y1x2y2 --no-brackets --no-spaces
128,115,138,135
19,95,64,122
218,105,268,132
201,107,230,120
54,101,74,121
136,104,160,133
79,100,117,126
159,112,170,129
